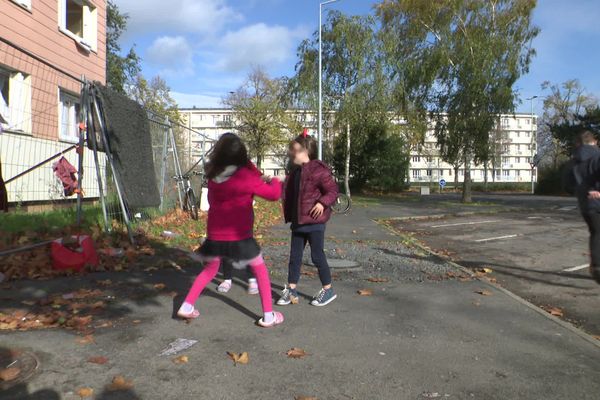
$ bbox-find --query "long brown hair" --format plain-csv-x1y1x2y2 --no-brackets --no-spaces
205,133,249,180
293,134,318,161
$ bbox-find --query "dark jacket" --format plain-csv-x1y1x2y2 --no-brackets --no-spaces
283,160,339,225
571,145,600,213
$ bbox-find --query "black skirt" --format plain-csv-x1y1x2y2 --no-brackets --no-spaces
198,238,261,264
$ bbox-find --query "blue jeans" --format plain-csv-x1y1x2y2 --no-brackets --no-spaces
288,230,331,286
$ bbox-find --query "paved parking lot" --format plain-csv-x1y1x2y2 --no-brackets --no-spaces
394,207,600,335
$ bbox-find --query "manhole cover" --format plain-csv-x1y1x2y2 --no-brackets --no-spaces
306,259,361,270
0,349,39,390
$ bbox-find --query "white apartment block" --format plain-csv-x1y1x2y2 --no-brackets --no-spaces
179,108,538,184
179,108,318,178
411,113,538,185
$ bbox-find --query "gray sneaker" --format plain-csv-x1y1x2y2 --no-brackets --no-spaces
276,286,299,306
311,287,337,307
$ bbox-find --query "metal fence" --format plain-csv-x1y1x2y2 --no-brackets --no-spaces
0,38,211,256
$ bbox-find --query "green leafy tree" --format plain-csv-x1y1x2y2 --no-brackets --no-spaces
539,80,598,166
377,0,539,202
222,67,293,169
106,1,141,93
291,11,406,192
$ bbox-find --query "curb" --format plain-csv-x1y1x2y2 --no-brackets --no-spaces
380,220,600,350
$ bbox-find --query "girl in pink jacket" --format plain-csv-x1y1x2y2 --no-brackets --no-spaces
177,133,284,327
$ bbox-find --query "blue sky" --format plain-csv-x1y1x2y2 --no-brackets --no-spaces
117,0,600,114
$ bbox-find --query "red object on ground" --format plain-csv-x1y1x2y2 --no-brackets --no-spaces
51,235,98,272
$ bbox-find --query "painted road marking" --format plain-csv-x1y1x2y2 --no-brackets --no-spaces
430,220,500,228
558,206,577,211
474,234,518,243
563,264,589,272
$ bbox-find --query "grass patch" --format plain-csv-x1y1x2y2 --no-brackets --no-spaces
0,206,105,235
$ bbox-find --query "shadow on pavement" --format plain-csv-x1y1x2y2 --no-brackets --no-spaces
0,346,59,400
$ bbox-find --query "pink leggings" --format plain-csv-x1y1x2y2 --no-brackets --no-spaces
184,256,273,314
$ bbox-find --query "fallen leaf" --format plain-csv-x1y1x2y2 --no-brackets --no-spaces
593,335,600,341
88,356,108,365
352,230,358,234
482,268,493,274
227,351,249,365
0,367,20,381
21,300,36,306
132,320,141,324
475,289,492,296
97,279,112,286
106,375,134,391
357,289,373,296
286,348,309,359
546,307,563,317
153,283,166,290
295,397,318,400
76,335,95,345
173,355,189,364
367,277,389,283
77,388,94,398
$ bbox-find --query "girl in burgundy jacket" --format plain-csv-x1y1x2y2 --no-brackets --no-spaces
277,133,339,307
177,133,284,327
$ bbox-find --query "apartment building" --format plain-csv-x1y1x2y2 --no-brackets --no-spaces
179,107,319,177
180,108,537,184
0,0,106,203
410,113,538,185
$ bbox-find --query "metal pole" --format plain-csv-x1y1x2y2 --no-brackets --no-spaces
159,122,169,211
84,82,109,232
91,90,135,244
318,0,339,161
76,76,86,227
318,2,323,161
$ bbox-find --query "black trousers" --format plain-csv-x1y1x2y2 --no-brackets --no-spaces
583,212,600,268
220,259,251,281
288,230,332,286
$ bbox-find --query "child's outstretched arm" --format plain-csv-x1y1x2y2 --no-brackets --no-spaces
252,175,282,201
318,170,339,207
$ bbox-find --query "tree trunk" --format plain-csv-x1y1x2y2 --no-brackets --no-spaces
483,161,488,192
256,155,262,170
344,122,351,197
462,155,472,203
453,165,459,191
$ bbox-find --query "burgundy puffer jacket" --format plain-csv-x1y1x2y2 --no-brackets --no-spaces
283,160,339,225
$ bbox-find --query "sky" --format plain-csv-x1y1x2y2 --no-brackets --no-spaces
116,0,600,115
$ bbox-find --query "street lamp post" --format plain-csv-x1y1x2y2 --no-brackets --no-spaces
526,95,538,194
319,0,339,161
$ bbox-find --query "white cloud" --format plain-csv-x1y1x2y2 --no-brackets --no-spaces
118,0,242,37
146,36,194,75
171,91,223,108
214,23,308,72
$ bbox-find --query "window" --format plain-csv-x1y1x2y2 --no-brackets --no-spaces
426,156,433,163
448,169,452,176
426,169,432,177
503,145,509,153
502,118,509,127
222,114,232,122
11,0,31,9
0,67,31,133
412,170,421,178
515,157,521,164
516,170,521,177
526,119,530,125
59,0,98,51
58,90,80,142
502,157,509,164
503,170,510,178
460,170,464,176
412,156,420,163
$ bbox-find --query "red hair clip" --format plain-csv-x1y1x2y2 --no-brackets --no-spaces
302,128,308,138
